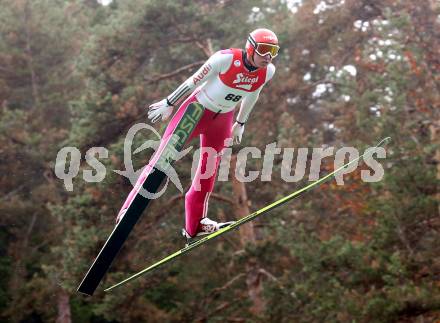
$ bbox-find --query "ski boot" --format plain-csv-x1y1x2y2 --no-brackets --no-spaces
181,217,235,247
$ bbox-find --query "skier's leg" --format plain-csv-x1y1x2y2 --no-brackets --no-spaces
184,135,221,236
117,95,201,222
184,110,234,236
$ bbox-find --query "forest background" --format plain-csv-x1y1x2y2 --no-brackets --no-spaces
0,0,439,322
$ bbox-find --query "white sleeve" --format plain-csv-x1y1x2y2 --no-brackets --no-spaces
265,63,276,82
166,51,232,105
236,89,261,124
236,64,276,123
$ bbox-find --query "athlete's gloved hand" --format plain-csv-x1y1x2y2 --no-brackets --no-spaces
147,99,173,123
231,122,245,144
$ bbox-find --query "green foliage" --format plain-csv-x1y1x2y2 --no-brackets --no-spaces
143,280,181,311
1,0,438,322
263,226,440,322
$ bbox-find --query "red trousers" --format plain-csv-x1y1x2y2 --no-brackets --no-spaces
119,93,234,236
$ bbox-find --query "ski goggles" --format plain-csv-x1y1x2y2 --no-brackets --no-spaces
248,36,280,58
254,42,280,58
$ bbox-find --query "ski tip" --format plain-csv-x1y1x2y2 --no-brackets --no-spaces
77,281,95,296
378,137,391,147
77,288,93,296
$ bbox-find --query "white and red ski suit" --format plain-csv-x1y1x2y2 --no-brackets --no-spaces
120,48,275,236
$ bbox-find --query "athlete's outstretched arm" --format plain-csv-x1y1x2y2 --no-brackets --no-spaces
147,52,229,123
166,51,229,105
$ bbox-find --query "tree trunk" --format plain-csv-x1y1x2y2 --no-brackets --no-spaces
231,154,256,246
9,213,37,293
23,0,41,109
230,155,265,315
430,119,440,216
56,289,71,323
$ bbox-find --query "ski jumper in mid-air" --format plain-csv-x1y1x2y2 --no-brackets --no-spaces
116,28,280,238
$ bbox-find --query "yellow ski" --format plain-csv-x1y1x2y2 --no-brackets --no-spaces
105,137,390,292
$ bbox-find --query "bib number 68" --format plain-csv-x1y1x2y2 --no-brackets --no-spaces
224,94,242,102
